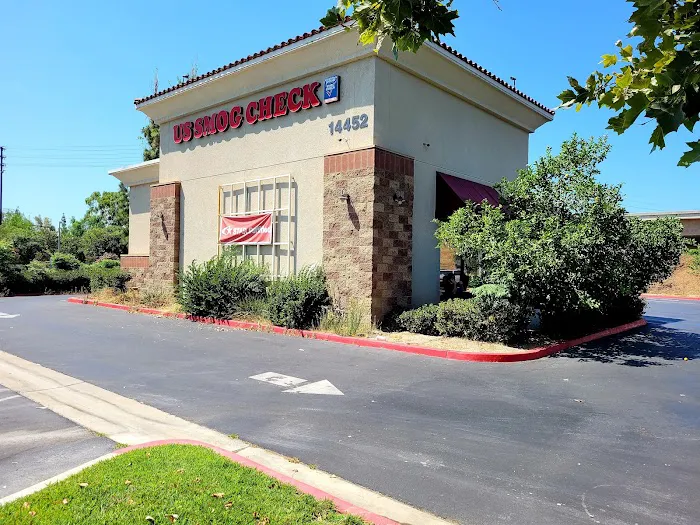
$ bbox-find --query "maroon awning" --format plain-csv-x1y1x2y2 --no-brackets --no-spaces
438,173,499,207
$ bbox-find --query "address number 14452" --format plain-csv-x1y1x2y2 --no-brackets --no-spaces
329,114,369,135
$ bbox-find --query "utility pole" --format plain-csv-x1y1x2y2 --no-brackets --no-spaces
0,146,5,225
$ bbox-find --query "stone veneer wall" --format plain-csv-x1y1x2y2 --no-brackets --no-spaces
149,183,181,286
121,182,181,289
120,255,149,288
323,147,413,321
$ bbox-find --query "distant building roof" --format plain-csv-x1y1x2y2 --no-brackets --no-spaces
628,211,700,221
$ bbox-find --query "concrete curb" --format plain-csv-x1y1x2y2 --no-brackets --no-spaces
0,351,450,525
642,293,700,301
0,453,118,506
1,441,397,524
66,297,647,362
116,440,399,525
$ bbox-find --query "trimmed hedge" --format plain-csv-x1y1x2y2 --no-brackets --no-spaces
0,257,130,296
396,304,439,335
267,267,330,329
436,295,531,343
87,266,131,293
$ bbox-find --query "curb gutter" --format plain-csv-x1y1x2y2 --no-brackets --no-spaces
66,297,647,362
116,440,399,525
642,293,700,302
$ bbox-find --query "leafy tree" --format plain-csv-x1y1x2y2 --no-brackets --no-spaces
141,119,160,161
33,216,58,256
80,226,128,262
558,1,700,167
10,233,47,264
321,0,460,56
83,183,129,233
0,209,34,242
435,134,684,334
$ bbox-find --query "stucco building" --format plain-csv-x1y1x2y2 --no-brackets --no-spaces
110,22,552,320
629,211,700,241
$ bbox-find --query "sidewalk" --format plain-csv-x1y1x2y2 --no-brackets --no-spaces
0,350,451,525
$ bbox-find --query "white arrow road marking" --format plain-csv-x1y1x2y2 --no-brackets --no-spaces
0,313,20,319
284,380,344,396
249,372,307,388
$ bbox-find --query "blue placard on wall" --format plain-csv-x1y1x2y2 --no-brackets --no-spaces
324,75,340,103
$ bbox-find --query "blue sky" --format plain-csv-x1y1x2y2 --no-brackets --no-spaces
1,0,697,224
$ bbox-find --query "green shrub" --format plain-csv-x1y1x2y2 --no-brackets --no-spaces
86,266,131,293
93,258,121,269
467,274,484,288
435,299,475,338
471,283,509,299
396,304,439,335
267,267,330,329
436,296,530,343
0,241,21,295
688,246,700,273
17,261,90,294
541,295,646,338
47,269,91,293
51,252,81,270
435,135,683,335
178,256,268,319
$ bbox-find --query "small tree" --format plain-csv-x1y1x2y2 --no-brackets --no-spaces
81,226,128,262
435,134,684,333
84,183,129,233
141,119,160,161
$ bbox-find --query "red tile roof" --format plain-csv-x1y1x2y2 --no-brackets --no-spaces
134,21,554,115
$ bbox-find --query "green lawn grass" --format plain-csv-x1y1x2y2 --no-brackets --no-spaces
0,444,365,524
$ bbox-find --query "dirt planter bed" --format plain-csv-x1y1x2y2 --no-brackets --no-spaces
66,297,647,363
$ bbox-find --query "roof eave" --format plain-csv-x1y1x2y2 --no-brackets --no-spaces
134,25,348,111
425,41,554,120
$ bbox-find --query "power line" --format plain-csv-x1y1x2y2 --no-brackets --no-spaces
5,144,145,150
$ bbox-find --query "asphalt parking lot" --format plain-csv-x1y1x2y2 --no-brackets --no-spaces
0,385,114,500
0,295,698,524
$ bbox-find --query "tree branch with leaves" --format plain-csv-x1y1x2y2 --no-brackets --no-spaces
321,0,460,56
558,1,700,167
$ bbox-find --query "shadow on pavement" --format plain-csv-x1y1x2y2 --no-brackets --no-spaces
551,324,700,367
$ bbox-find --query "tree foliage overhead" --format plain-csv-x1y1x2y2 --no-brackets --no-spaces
558,1,700,167
435,134,684,334
321,0,460,56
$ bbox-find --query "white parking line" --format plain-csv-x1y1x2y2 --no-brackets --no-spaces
0,395,21,403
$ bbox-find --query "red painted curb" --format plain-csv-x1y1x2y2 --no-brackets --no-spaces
67,298,647,363
115,439,399,525
642,293,700,302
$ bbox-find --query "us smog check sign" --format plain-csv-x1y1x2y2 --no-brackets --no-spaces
173,75,342,144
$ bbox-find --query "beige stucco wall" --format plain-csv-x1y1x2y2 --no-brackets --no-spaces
373,57,534,306
158,57,376,270
682,218,700,238
128,183,151,255
137,29,551,297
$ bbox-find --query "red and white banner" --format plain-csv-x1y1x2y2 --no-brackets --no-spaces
219,213,273,245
